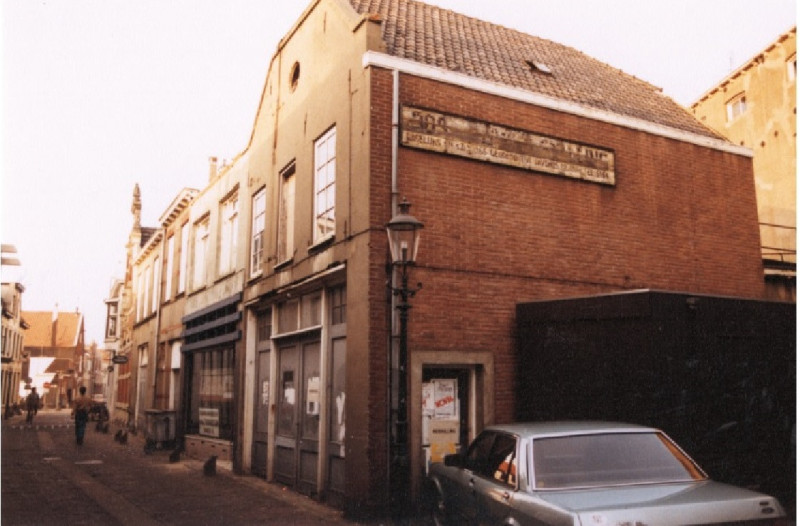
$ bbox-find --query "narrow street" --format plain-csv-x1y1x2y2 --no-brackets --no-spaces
1,410,360,526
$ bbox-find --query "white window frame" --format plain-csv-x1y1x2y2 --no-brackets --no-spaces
192,217,210,290
151,256,160,313
725,92,747,122
219,192,239,276
178,222,189,294
143,265,150,318
164,235,174,301
314,127,336,243
250,188,266,278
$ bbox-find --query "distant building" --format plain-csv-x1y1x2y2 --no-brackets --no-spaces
103,278,123,411
2,285,28,411
1,243,27,412
21,309,85,409
691,27,796,301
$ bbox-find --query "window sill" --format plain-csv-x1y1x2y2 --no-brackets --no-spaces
309,234,335,255
273,258,293,272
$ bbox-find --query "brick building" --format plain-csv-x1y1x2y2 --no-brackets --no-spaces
21,309,85,409
236,0,765,517
113,0,778,519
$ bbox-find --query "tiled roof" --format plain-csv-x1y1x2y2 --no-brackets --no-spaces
22,311,83,348
349,0,721,139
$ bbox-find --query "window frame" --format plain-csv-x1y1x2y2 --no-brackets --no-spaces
725,92,747,122
218,191,239,277
277,162,296,265
250,187,266,279
313,127,336,244
192,216,210,291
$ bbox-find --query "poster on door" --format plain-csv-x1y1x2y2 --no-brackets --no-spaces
422,378,460,471
433,379,456,418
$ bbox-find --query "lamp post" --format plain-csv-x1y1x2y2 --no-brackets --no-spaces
386,198,423,515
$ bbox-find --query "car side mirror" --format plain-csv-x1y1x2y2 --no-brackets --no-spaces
444,453,464,468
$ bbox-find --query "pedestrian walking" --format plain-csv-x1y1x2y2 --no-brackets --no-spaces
72,386,92,445
25,387,40,424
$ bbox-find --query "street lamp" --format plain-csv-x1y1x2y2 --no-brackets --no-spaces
386,197,423,515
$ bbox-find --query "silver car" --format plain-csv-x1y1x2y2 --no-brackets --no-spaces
427,421,788,525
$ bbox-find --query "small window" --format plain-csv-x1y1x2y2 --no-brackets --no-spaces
787,53,796,82
290,61,300,90
726,92,747,122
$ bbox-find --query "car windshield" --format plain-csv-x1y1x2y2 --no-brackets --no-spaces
532,431,705,489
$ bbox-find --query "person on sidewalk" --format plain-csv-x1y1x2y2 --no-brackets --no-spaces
72,386,92,445
25,387,40,424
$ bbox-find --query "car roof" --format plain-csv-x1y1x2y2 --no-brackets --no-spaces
484,421,657,439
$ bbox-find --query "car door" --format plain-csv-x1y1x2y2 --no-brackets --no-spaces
470,432,519,524
456,431,499,523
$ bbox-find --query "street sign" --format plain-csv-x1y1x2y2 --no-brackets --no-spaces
111,355,129,365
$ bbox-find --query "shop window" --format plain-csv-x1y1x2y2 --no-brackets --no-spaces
330,285,346,325
188,347,234,440
278,300,299,334
314,128,336,243
257,309,272,343
301,293,321,328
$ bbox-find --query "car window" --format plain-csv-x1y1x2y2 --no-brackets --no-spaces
465,431,496,475
491,434,517,487
532,431,705,489
465,431,518,487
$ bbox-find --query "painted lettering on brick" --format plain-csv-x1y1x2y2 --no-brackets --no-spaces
401,106,615,185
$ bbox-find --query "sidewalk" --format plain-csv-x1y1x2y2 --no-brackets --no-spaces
1,411,358,525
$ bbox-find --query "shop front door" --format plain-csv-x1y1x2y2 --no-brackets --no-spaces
274,340,321,495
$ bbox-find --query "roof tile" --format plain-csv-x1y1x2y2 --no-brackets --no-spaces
349,0,720,139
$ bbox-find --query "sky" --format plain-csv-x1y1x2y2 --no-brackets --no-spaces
1,0,795,345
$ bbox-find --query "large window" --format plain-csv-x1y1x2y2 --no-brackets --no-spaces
219,192,239,276
164,235,174,301
192,217,210,290
188,348,234,440
277,163,295,263
178,222,189,294
250,188,266,278
151,256,160,313
314,128,336,242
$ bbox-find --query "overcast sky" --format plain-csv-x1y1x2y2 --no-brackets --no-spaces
1,0,795,345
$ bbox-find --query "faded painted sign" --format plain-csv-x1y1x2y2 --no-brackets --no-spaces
401,106,615,185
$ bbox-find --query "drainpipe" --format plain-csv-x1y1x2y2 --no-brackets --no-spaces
388,67,400,509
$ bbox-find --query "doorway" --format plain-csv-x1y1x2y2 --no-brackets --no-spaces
274,339,321,495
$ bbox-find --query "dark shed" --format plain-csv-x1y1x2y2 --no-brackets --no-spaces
516,290,795,509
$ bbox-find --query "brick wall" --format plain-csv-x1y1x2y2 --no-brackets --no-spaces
369,69,764,425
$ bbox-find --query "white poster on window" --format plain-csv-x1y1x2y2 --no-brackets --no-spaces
199,407,220,437
433,379,456,418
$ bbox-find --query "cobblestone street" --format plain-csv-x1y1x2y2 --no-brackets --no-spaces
1,410,361,526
